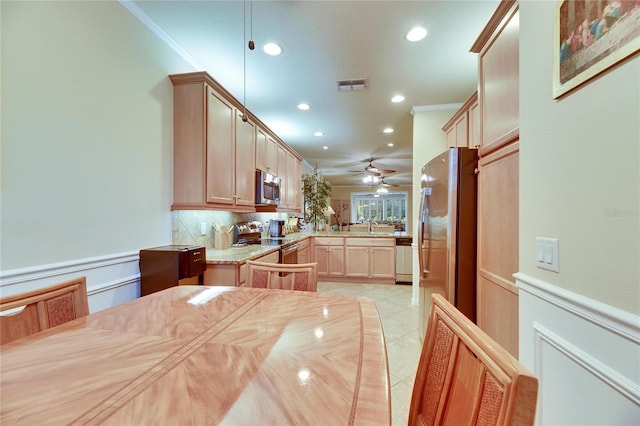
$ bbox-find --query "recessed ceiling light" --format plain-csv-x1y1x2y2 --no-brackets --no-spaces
383,127,394,134
387,142,394,147
391,95,405,103
322,146,328,150
263,42,282,56
297,103,310,110
314,131,324,137
406,26,427,42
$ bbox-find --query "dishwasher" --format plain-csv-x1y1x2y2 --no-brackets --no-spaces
395,236,412,284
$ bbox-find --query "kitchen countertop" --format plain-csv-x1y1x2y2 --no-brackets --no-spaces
206,231,409,265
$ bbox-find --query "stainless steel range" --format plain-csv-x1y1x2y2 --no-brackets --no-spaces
233,221,263,246
233,222,299,263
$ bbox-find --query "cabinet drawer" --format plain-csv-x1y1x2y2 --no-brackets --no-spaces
345,237,395,247
256,251,279,263
314,237,344,246
297,238,310,250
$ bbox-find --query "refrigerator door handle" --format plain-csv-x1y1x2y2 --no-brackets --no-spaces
418,188,431,278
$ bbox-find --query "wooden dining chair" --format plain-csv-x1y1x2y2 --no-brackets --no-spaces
409,294,538,426
245,261,318,292
0,277,89,345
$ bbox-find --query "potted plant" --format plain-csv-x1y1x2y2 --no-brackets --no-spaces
302,167,332,231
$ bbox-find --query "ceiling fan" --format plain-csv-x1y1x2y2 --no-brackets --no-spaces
378,177,400,187
349,159,396,177
374,176,400,194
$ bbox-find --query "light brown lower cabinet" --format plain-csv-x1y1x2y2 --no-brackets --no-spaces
298,238,311,264
204,236,396,287
345,238,395,283
313,238,345,278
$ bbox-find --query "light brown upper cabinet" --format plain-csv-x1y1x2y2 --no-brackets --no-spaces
443,92,479,150
171,72,255,211
471,0,520,357
255,128,277,174
171,71,302,213
233,110,257,207
285,150,301,211
205,91,255,208
266,142,302,212
206,89,238,206
473,2,520,155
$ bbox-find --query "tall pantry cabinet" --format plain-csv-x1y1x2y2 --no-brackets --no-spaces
471,0,520,357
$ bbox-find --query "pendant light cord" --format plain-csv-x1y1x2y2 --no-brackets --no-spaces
243,0,247,118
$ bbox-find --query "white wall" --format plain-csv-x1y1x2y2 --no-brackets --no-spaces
518,2,639,423
410,105,461,304
410,106,460,240
1,2,195,304
519,1,639,316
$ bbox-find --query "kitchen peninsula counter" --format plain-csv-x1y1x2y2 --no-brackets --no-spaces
206,231,409,265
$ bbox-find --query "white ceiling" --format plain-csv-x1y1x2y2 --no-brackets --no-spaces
129,0,498,187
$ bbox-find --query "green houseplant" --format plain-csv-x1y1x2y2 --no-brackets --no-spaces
302,167,332,231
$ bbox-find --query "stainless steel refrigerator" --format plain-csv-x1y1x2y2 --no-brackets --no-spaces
418,148,478,338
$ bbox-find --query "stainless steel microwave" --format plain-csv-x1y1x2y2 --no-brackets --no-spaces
255,170,281,205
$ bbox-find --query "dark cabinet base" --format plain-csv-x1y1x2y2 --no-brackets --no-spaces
139,245,206,296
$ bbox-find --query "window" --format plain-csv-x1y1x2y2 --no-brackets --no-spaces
351,192,407,231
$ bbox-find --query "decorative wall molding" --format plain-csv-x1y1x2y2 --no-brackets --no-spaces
410,103,463,115
516,272,640,425
118,0,203,71
88,274,140,296
1,252,139,286
0,252,141,313
533,323,640,406
515,272,639,343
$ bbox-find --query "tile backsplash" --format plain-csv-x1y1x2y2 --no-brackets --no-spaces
172,210,292,249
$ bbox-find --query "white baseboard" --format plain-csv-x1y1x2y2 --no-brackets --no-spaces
0,252,141,313
515,272,640,425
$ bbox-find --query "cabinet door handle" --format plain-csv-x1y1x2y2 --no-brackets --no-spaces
474,168,479,175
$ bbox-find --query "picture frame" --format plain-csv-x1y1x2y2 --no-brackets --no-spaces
553,0,640,99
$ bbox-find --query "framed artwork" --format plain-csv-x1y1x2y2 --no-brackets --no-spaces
553,0,640,98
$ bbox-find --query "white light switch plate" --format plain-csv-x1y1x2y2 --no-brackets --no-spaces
200,222,207,236
536,237,559,272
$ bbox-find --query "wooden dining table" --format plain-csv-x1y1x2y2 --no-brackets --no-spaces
0,286,390,425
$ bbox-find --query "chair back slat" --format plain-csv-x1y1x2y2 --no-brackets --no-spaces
245,261,317,292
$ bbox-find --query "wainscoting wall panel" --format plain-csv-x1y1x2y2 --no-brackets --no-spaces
0,252,140,313
516,272,640,425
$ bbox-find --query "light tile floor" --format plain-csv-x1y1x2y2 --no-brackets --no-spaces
317,281,422,426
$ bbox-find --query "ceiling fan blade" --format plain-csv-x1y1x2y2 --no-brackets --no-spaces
379,176,400,187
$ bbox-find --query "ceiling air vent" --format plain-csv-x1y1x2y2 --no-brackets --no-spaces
336,78,368,92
